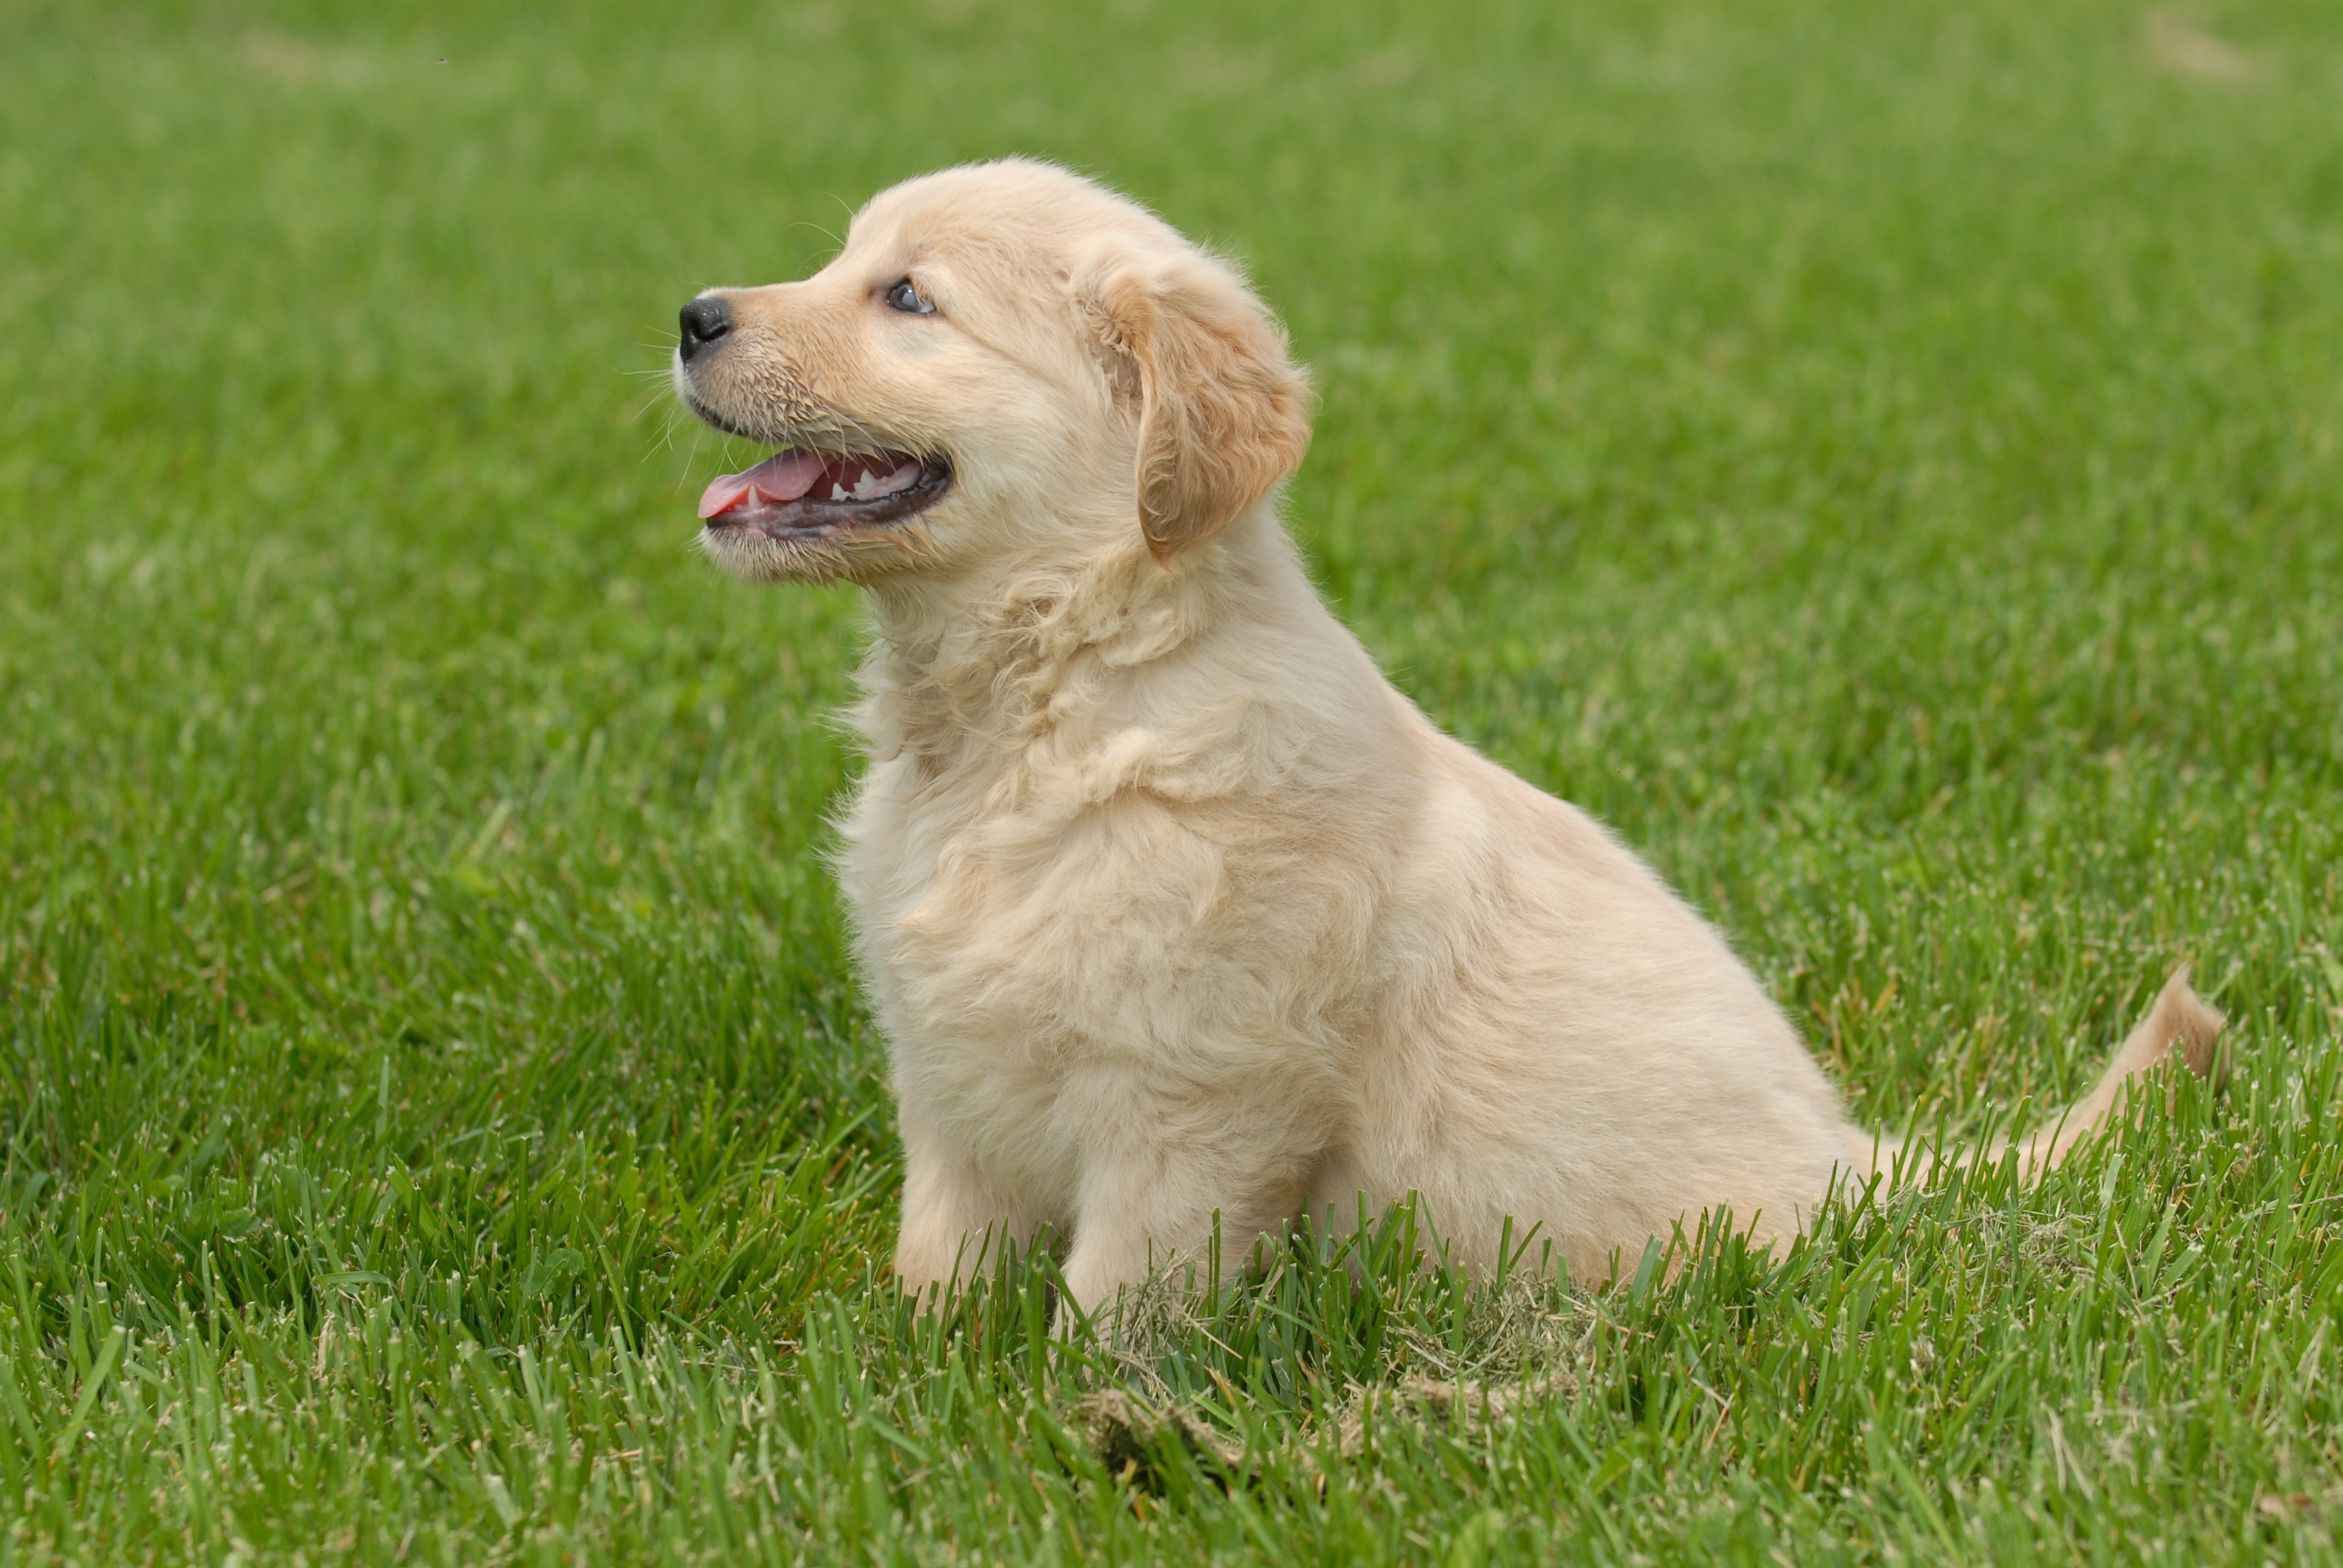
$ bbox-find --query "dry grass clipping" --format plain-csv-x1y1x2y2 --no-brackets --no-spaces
1076,1267,1602,1486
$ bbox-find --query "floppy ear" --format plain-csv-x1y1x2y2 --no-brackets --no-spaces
1076,247,1313,562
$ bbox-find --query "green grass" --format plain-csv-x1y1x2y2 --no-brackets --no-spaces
4,0,2341,1560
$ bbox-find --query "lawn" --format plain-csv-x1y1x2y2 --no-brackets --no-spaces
3,0,2341,1560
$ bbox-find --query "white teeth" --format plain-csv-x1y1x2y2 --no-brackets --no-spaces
819,459,925,506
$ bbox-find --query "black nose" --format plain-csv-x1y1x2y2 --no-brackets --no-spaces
677,296,732,362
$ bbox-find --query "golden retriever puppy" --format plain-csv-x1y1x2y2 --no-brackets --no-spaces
672,158,2224,1312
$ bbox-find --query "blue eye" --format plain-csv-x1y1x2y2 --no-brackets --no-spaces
884,278,935,315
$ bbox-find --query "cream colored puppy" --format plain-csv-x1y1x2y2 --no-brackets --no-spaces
672,159,2223,1313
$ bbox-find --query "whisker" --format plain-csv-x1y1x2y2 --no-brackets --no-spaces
655,423,707,484
647,405,684,459
788,217,846,250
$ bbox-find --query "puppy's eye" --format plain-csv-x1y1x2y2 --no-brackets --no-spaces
883,278,936,315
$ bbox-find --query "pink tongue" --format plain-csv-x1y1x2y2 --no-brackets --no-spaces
698,449,825,520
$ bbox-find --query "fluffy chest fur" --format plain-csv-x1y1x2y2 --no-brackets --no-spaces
837,527,1399,1218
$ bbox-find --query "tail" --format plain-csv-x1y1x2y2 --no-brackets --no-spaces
2010,965,2226,1171
1856,966,2227,1178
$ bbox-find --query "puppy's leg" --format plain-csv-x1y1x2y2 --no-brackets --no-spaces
894,1102,1040,1307
1060,1137,1300,1322
2014,965,2226,1172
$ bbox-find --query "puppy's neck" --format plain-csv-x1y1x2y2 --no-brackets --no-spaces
851,509,1302,776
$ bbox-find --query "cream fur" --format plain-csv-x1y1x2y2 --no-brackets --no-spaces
673,159,2225,1313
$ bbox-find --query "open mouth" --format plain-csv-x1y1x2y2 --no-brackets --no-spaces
698,448,952,540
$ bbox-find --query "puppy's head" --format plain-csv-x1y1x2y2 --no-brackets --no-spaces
673,160,1312,586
